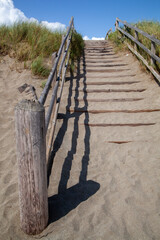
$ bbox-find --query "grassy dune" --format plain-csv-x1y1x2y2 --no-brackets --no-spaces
108,21,160,72
0,22,84,77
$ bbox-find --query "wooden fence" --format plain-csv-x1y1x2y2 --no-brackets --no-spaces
115,17,160,82
15,17,74,235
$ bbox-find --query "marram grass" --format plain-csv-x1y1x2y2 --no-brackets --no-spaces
0,21,84,77
108,21,160,72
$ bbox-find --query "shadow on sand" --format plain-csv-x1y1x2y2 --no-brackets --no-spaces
47,53,100,224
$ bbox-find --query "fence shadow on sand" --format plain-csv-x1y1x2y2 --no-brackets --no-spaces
47,54,100,223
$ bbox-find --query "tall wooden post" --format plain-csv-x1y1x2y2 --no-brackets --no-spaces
15,100,48,235
134,30,138,51
151,39,156,66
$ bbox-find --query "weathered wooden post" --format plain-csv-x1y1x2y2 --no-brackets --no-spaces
151,38,156,66
134,30,138,51
15,99,48,235
115,19,119,30
51,52,57,88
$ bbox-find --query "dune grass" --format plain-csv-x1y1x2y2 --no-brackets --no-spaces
108,21,160,72
0,22,63,59
0,21,84,77
70,31,85,72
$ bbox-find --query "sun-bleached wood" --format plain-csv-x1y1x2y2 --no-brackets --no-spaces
15,100,48,235
134,30,138,50
151,40,156,66
117,26,160,64
117,17,160,45
115,20,119,30
47,48,71,161
115,17,160,83
45,37,71,131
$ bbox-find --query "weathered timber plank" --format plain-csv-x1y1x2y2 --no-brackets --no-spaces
68,108,160,114
74,98,143,102
117,17,160,46
78,89,146,93
15,100,48,235
83,123,155,127
117,27,160,64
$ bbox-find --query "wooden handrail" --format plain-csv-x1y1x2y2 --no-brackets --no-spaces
45,36,72,131
39,17,74,105
117,26,160,64
116,18,160,46
47,45,71,160
115,18,160,82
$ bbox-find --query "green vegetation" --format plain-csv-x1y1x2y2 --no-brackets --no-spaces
40,80,47,89
0,21,84,77
31,57,50,77
70,31,85,72
0,22,63,58
70,31,84,60
0,22,63,76
108,30,127,52
108,21,160,71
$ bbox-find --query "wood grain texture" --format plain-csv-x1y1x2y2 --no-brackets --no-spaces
15,100,48,235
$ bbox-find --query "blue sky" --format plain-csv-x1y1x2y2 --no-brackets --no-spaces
1,0,160,39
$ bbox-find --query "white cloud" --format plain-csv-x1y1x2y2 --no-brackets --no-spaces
83,36,105,40
0,0,27,25
83,35,90,40
41,21,65,32
92,37,105,40
0,0,66,31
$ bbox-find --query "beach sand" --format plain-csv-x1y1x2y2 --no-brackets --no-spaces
1,41,160,240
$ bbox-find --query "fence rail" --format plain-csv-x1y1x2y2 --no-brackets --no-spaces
115,17,160,82
15,17,74,235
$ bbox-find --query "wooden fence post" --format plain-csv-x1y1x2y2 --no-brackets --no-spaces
15,99,48,235
151,39,156,66
51,52,57,88
115,20,119,30
134,30,138,50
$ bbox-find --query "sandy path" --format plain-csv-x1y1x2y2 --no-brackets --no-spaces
1,41,160,239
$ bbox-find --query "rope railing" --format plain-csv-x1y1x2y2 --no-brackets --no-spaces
15,17,74,235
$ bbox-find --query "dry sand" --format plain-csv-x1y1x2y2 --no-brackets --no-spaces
1,40,160,239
